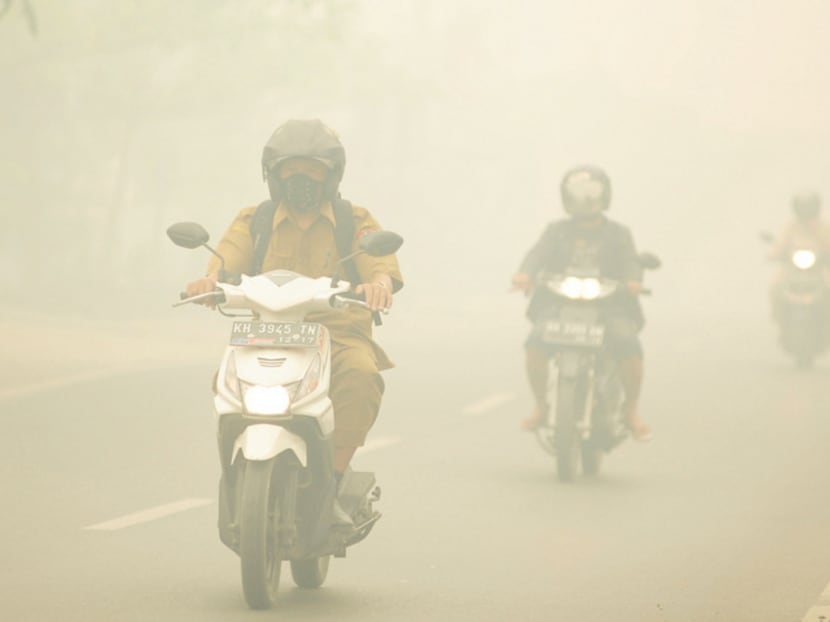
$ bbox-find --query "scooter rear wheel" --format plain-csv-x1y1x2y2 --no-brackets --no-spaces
290,556,330,589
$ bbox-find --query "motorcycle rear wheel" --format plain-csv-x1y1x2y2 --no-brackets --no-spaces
239,459,282,610
290,556,330,589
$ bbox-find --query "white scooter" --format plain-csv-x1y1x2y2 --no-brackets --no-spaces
167,221,403,610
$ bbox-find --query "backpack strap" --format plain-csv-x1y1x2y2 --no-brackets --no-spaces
332,197,361,286
250,200,277,275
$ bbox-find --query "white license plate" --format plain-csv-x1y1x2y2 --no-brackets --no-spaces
229,321,321,347
542,321,605,346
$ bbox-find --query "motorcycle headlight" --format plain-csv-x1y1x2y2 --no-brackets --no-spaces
560,277,584,299
242,384,292,416
580,278,601,300
792,250,817,270
556,277,602,300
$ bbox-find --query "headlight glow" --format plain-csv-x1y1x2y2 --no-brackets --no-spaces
243,385,292,416
792,250,817,270
556,277,603,300
580,278,601,300
560,277,584,299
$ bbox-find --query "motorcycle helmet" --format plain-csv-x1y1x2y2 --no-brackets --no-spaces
261,119,346,201
561,165,611,218
792,192,821,221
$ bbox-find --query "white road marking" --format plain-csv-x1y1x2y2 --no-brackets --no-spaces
84,498,214,531
0,369,130,401
801,580,830,621
461,392,515,416
358,436,402,453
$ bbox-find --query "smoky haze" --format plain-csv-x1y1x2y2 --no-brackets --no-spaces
2,1,830,621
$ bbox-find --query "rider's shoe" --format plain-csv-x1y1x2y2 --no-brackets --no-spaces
332,498,355,529
521,405,547,431
626,415,653,442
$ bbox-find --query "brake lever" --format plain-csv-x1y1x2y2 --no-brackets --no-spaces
172,291,226,308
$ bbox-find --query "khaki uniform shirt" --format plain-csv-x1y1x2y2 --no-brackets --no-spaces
207,201,403,369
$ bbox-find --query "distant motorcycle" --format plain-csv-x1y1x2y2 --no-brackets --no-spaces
167,222,403,610
762,232,828,368
533,253,660,482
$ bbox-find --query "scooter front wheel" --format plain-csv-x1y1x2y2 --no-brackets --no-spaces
290,556,330,589
239,459,282,609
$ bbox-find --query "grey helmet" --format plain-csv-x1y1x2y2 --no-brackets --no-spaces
792,191,821,221
560,165,612,218
261,119,346,201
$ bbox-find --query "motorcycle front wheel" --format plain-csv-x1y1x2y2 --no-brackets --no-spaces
580,441,603,476
290,556,330,589
554,376,580,483
239,459,282,609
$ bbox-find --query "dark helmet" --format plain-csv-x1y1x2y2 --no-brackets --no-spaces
261,119,346,201
560,165,612,218
792,191,821,221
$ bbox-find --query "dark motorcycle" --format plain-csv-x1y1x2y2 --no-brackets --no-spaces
533,253,660,482
763,233,828,368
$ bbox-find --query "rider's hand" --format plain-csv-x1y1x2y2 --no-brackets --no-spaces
185,275,219,308
511,272,532,293
355,276,394,312
625,281,644,296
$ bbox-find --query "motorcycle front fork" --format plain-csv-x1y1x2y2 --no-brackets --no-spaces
546,357,596,438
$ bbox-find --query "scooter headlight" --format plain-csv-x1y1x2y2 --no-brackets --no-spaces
792,249,817,270
242,385,292,416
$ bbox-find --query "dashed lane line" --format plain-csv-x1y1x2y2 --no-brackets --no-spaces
461,392,515,416
84,498,214,531
0,369,134,401
358,436,402,453
83,437,402,531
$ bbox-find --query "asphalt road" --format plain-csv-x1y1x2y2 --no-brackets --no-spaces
2,303,829,621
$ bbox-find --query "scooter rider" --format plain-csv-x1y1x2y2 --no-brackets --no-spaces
511,165,652,441
185,119,403,492
768,193,830,261
768,192,830,320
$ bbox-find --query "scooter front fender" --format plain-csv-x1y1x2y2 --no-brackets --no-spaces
231,424,308,466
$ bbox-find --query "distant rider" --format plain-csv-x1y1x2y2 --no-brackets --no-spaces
511,165,652,441
768,192,830,319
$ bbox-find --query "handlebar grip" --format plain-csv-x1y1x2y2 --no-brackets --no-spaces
180,292,188,300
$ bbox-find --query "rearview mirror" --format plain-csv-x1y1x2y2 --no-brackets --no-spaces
639,252,661,270
167,222,210,249
359,231,404,257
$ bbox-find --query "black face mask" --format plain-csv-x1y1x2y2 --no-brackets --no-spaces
282,174,324,213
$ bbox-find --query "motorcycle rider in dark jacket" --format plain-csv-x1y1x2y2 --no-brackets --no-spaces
511,165,652,441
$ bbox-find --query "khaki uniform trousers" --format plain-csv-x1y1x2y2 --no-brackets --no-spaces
329,338,385,449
